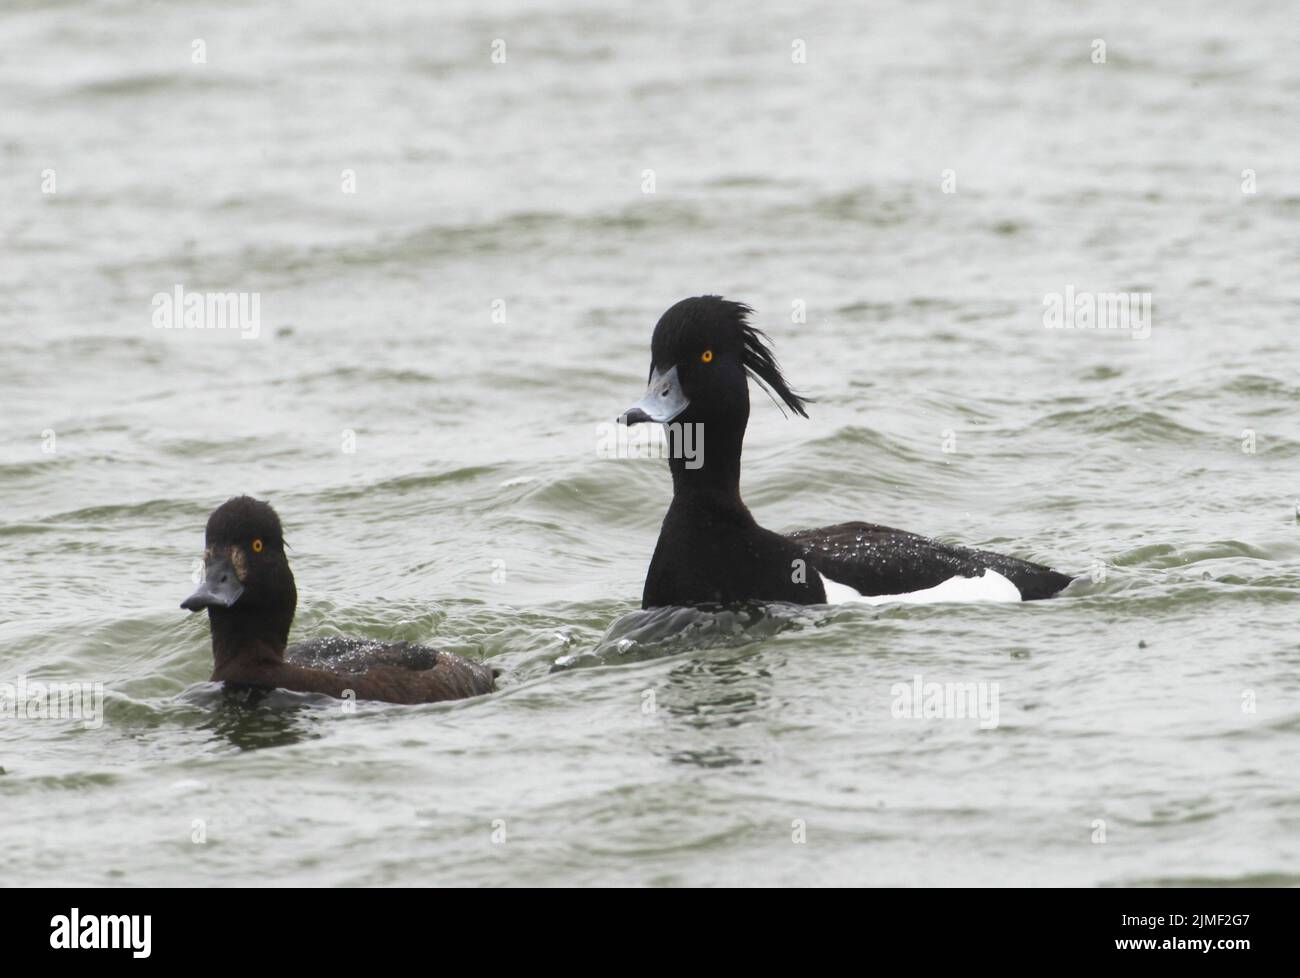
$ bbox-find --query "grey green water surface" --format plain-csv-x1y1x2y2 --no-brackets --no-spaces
1,0,1297,885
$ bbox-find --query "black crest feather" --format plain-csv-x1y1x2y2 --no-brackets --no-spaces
737,313,811,419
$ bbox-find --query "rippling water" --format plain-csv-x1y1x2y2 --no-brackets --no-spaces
2,0,1298,886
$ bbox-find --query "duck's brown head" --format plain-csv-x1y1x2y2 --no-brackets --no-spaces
182,496,296,656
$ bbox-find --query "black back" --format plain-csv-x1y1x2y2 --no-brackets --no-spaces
789,522,1073,601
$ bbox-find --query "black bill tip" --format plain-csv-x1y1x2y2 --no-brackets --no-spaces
619,408,653,426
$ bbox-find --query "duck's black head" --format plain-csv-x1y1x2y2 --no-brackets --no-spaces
619,296,810,430
182,496,297,656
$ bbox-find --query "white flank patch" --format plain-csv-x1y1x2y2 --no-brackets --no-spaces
818,569,1022,606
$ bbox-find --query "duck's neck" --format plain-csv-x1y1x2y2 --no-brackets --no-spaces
666,417,746,505
208,607,290,675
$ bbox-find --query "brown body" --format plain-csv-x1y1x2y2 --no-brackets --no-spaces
210,639,495,704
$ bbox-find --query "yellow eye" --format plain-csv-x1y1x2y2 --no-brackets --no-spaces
252,539,264,553
701,349,714,363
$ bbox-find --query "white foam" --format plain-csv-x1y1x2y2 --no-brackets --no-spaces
818,568,1022,605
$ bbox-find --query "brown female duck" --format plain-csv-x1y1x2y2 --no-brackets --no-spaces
181,496,495,704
